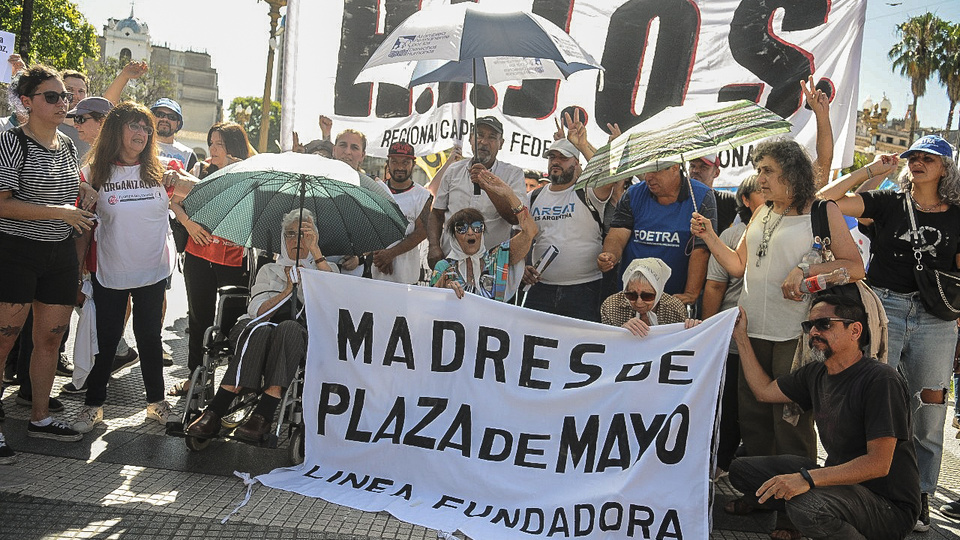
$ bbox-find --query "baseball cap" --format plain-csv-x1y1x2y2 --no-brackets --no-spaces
694,154,720,167
304,139,334,155
67,97,113,118
150,98,183,120
900,135,953,159
543,139,581,160
474,116,503,135
388,141,415,158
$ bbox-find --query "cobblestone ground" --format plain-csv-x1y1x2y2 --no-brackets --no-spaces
1,272,959,539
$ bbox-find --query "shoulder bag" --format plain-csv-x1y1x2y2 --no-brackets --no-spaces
903,192,960,320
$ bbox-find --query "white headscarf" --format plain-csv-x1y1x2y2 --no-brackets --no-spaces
276,212,319,267
445,233,489,294
621,257,672,306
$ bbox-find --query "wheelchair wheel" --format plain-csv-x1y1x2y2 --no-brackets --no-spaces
288,423,305,465
185,435,212,452
221,393,257,429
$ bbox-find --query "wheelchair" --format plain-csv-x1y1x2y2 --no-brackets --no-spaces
166,251,307,465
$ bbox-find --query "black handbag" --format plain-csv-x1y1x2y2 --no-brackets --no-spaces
171,217,189,253
903,193,960,321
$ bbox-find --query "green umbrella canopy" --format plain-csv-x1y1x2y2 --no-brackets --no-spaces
576,100,792,189
182,152,408,256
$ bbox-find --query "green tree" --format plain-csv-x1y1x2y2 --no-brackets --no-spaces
0,0,99,70
938,23,960,147
84,57,176,107
228,96,282,153
888,12,948,145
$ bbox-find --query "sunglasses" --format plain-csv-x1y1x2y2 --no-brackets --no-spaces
454,221,484,235
126,122,154,135
800,317,855,333
31,91,73,105
624,290,656,302
73,114,101,125
153,111,180,121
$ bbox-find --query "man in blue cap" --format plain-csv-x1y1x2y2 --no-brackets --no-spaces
150,98,197,171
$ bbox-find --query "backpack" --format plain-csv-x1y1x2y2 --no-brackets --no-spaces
529,185,613,239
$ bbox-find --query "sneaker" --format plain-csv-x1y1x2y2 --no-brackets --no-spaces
162,350,173,367
145,400,171,425
0,432,15,465
71,406,103,434
60,382,87,394
15,392,65,413
27,418,83,442
940,500,960,520
55,354,73,377
111,348,139,375
915,492,931,532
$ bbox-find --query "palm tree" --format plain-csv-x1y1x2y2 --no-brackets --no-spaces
939,23,960,147
888,13,948,144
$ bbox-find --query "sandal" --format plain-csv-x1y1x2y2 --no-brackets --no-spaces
167,380,191,397
724,496,759,515
769,528,801,540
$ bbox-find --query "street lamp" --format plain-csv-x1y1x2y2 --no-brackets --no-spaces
258,0,287,153
860,94,890,145
233,104,253,126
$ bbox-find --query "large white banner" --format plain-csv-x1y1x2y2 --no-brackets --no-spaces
283,0,866,185
258,271,737,539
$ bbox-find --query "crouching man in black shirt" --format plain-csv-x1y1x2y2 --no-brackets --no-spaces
729,294,920,540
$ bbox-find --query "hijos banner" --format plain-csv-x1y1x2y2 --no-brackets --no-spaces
281,0,866,184
257,271,737,539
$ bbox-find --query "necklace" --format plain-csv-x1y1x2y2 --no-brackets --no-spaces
912,193,942,212
755,204,792,266
21,124,58,151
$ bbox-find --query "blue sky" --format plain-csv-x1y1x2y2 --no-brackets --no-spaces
69,0,960,131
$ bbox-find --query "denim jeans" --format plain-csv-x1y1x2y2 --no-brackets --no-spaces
873,286,958,494
524,279,602,322
729,455,915,540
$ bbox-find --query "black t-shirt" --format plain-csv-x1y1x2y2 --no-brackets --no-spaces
860,190,960,293
777,357,920,519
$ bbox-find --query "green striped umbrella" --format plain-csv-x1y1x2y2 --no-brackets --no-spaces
575,100,792,189
182,152,407,256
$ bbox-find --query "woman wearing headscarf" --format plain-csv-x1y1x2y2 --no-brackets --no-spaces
185,209,336,444
818,134,960,531
168,122,256,397
430,171,537,301
600,257,696,335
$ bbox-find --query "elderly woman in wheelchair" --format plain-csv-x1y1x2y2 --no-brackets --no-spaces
185,209,334,443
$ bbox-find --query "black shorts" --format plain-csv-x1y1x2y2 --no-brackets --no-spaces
0,232,79,305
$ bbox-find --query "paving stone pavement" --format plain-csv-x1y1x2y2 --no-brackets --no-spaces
1,271,960,539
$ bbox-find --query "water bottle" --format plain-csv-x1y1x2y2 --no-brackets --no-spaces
800,267,850,294
801,241,824,265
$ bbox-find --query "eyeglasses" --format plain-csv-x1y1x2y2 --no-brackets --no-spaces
624,290,656,302
126,122,154,135
73,115,100,125
30,91,73,105
453,221,484,235
153,111,180,121
283,230,301,239
800,317,855,333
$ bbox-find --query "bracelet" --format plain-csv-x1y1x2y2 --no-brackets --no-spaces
799,468,816,489
511,203,526,215
315,256,326,264
865,165,874,178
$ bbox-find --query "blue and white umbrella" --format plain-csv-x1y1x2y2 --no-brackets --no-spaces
355,4,601,87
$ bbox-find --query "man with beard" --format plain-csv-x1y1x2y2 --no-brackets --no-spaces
150,98,197,171
522,139,614,321
427,116,526,269
370,142,432,284
728,295,919,540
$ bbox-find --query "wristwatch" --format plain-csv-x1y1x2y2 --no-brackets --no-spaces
797,262,811,278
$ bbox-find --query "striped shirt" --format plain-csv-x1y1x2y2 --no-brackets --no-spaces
0,128,80,241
